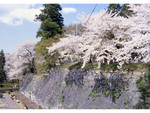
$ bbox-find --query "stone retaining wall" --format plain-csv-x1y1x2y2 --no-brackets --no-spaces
20,68,142,109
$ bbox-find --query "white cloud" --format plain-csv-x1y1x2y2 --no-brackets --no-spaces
62,7,77,14
0,4,42,26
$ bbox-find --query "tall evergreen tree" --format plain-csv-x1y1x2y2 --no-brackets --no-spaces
107,4,121,14
35,4,64,39
107,4,135,18
119,4,135,18
0,50,6,83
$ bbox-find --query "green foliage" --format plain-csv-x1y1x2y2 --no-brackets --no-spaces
92,73,127,103
104,91,110,97
114,89,121,98
35,38,59,57
90,88,96,97
107,4,121,14
43,75,48,78
60,90,65,102
107,4,135,18
35,4,64,39
75,103,78,109
134,101,149,109
68,62,83,70
35,38,60,72
57,82,61,87
0,80,20,88
56,62,76,69
100,62,118,72
0,93,3,98
0,83,20,88
84,62,99,70
37,20,63,39
123,99,130,105
0,50,6,83
120,4,136,18
56,61,148,73
57,62,98,70
116,105,121,109
125,105,129,109
55,81,61,87
67,62,98,70
99,62,148,72
34,74,47,78
121,62,148,72
135,63,150,109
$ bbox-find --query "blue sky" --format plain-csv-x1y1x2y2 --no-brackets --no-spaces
0,4,108,53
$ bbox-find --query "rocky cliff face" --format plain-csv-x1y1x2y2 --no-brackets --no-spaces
20,68,142,109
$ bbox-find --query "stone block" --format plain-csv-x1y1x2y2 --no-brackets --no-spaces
132,97,139,106
125,91,134,100
88,76,95,81
133,71,142,76
89,81,95,86
128,83,138,91
105,73,111,79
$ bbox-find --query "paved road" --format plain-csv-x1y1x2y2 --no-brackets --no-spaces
0,93,21,109
14,92,42,109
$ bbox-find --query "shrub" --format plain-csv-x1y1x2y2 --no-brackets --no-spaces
0,93,3,98
135,62,150,109
35,38,60,72
134,101,149,109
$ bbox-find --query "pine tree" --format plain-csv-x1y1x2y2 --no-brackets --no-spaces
107,4,121,14
35,4,64,39
107,4,135,18
119,4,135,18
0,50,6,83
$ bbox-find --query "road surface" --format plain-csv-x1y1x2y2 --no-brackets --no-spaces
0,93,22,109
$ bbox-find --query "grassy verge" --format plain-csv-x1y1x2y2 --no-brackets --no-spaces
56,62,77,69
121,62,148,72
55,62,149,72
0,104,5,108
0,83,20,89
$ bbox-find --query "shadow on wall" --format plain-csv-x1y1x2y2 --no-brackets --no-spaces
65,70,129,103
92,72,129,103
65,70,87,87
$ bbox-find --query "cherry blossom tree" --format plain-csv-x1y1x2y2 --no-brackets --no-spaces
4,40,35,79
47,4,150,69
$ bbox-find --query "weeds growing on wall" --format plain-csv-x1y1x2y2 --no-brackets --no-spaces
92,72,128,102
60,90,65,102
65,70,85,87
134,62,150,109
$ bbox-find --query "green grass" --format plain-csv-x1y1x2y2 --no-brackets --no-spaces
0,83,20,88
60,93,65,102
100,62,118,71
75,103,78,109
121,62,148,72
68,62,83,69
56,61,149,72
84,62,99,70
57,62,77,69
57,62,98,70
34,74,49,78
